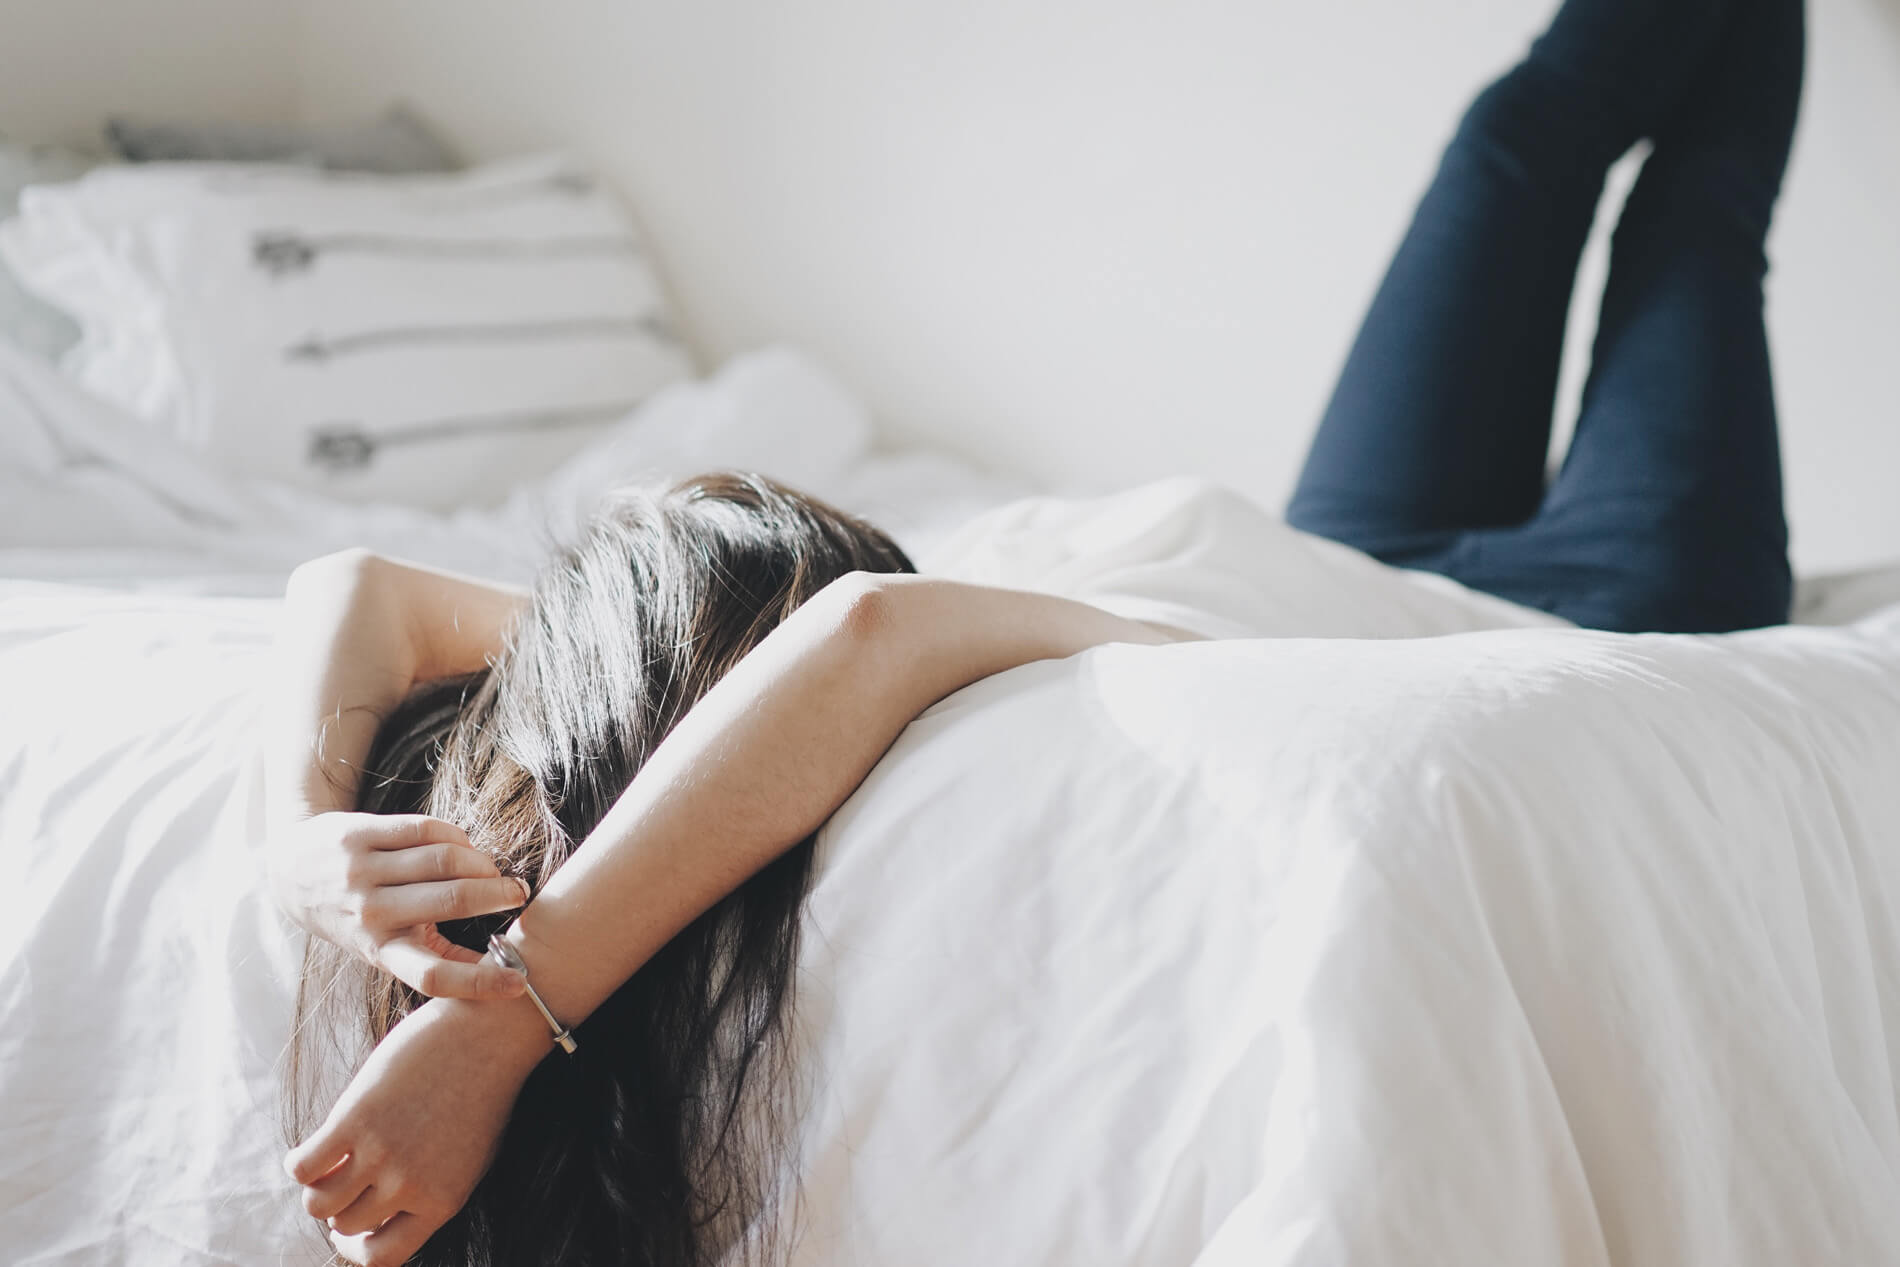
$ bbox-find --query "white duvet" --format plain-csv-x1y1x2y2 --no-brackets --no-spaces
795,620,1900,1265
6,338,1900,1265
6,586,1900,1264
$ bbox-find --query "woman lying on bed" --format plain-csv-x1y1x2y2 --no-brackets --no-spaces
277,0,1805,1262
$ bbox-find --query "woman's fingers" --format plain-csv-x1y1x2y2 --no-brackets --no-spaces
360,814,471,850
437,940,485,965
380,933,526,1000
363,876,532,929
333,1211,431,1267
372,840,503,886
300,1153,369,1220
326,1183,402,1238
285,1125,349,1187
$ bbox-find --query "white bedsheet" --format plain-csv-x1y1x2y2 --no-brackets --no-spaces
5,581,1900,1264
794,618,1900,1265
0,590,299,1264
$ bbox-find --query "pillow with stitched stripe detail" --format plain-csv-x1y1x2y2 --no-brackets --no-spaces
0,153,692,510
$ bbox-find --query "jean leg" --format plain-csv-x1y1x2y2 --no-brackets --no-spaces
1287,0,1727,555
1463,0,1802,632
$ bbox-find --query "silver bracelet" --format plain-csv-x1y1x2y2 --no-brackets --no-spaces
487,932,578,1055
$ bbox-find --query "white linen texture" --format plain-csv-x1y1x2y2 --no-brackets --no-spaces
0,153,691,509
5,586,1900,1265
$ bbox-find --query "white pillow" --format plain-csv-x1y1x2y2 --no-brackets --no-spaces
0,138,100,362
0,154,691,509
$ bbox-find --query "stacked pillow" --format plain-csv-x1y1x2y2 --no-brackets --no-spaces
3,108,455,367
1,152,690,510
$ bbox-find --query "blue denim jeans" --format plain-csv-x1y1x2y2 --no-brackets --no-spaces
1287,0,1802,632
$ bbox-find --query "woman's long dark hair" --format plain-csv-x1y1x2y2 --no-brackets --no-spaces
285,473,914,1267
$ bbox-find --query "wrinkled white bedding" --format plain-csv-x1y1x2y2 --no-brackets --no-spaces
0,589,299,1264
6,335,1900,1265
6,586,1900,1265
793,618,1900,1265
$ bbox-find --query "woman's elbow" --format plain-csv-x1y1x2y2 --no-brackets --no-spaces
286,547,385,598
818,570,902,646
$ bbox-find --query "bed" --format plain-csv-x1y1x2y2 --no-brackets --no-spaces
6,146,1900,1267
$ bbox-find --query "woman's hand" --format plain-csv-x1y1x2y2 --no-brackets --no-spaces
286,997,547,1265
270,812,532,1000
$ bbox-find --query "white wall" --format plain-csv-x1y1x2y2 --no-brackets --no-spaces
194,0,1900,571
0,0,297,147
1771,0,1900,573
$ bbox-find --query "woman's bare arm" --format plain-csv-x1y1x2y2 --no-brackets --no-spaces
289,573,1191,1262
267,549,535,998
268,548,527,821
490,573,1185,1061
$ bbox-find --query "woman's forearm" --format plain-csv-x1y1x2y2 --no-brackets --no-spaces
269,550,421,823
267,550,528,823
476,573,1183,1072
267,551,538,990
